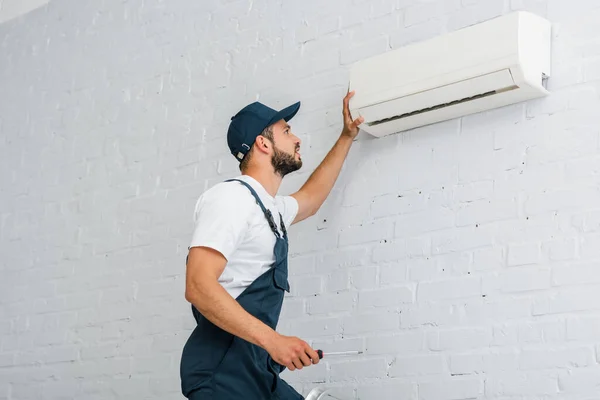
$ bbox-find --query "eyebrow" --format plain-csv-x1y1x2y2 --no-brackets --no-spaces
284,124,290,130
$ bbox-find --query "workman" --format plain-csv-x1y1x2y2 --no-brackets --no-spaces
180,91,364,399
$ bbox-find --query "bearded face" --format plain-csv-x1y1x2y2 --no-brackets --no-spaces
271,141,302,177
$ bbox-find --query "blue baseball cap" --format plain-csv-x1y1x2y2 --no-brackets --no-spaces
227,101,301,162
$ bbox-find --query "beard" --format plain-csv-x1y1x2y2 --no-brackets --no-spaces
271,145,302,177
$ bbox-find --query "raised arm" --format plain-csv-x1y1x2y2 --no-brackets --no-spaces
291,91,364,224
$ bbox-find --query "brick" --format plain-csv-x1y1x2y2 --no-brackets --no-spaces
402,302,459,328
450,351,519,375
349,266,379,289
343,312,400,335
366,331,424,355
544,237,578,261
291,227,338,255
553,263,600,286
485,372,559,396
473,246,505,271
357,381,417,400
371,192,427,219
389,355,445,377
526,126,599,165
330,358,388,382
525,187,600,217
316,247,370,272
0,353,14,368
419,378,483,400
340,36,388,66
339,219,393,247
280,298,306,319
428,327,492,351
418,277,481,301
483,267,551,294
295,22,317,44
520,346,595,370
288,255,316,276
358,285,414,309
517,320,567,344
567,316,600,341
395,209,455,237
510,0,548,16
280,317,342,339
431,226,494,254
325,269,350,292
290,275,323,297
380,262,408,285
308,292,356,315
452,181,494,203
565,157,600,185
456,196,518,227
390,18,445,49
463,297,534,326
412,260,446,285
404,0,461,27
373,237,431,262
558,368,600,393
580,233,600,259
448,0,505,31
533,286,600,315
508,242,542,266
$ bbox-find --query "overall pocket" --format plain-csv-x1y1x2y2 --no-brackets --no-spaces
273,268,290,292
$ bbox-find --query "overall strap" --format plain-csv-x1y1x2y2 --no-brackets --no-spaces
278,213,288,240
226,179,285,239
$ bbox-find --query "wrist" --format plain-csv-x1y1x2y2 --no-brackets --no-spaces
339,131,356,142
257,327,279,350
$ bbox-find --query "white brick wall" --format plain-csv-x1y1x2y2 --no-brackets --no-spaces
2,0,600,399
0,0,49,24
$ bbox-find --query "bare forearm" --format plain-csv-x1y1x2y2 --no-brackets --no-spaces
187,280,276,349
299,134,353,211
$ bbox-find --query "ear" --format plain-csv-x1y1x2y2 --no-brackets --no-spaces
254,135,271,155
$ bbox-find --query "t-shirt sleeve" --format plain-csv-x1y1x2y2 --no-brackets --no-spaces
189,184,254,261
275,195,299,229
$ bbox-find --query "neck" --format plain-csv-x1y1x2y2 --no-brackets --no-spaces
243,165,283,197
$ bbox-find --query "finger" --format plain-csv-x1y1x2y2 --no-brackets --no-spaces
306,348,320,364
287,363,296,371
353,116,365,126
299,351,312,367
292,357,304,370
342,97,350,120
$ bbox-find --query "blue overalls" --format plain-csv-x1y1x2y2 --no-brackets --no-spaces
180,179,305,400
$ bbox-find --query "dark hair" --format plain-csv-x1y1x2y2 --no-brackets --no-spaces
239,125,274,172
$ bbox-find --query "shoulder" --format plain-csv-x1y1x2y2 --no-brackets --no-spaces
204,180,254,202
194,180,257,219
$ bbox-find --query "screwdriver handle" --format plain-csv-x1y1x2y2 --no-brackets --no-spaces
317,349,323,359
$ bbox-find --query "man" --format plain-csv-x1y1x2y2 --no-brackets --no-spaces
180,92,364,399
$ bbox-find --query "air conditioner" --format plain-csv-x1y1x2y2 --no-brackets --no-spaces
348,11,552,138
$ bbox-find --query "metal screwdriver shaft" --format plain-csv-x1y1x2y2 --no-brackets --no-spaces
316,350,363,359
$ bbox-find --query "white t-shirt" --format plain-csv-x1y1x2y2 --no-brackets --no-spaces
189,175,299,299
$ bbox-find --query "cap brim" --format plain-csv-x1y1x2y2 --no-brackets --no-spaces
267,101,301,126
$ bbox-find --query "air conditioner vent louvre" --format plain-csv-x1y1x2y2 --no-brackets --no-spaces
367,85,519,127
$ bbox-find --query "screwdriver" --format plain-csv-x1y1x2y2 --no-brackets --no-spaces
317,350,363,359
